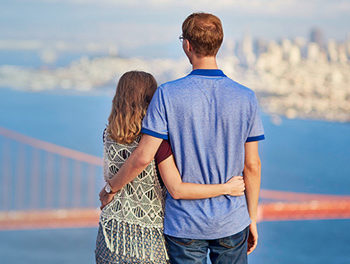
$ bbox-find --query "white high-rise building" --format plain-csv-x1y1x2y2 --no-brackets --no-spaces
307,42,320,61
327,39,338,62
242,34,256,66
288,45,301,65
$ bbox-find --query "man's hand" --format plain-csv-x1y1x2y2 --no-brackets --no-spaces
247,221,258,255
99,187,115,210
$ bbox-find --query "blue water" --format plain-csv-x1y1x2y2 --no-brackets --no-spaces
0,87,350,263
0,219,349,264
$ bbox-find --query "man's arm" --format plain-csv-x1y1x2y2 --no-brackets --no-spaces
109,134,163,191
99,134,163,209
243,141,261,255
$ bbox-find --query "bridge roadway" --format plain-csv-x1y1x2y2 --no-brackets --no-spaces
1,198,350,231
1,126,350,231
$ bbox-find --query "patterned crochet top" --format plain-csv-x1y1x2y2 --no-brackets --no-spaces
99,128,169,262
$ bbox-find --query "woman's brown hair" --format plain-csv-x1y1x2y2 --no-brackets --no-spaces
107,71,157,144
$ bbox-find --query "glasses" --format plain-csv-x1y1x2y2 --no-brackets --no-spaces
179,35,184,42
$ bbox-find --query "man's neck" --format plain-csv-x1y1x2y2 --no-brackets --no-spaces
191,56,218,70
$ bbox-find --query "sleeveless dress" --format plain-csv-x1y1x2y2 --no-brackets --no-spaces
95,129,169,264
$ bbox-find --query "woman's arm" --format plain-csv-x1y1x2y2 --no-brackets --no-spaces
158,155,245,200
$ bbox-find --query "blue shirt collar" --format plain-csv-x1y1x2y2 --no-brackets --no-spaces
189,69,226,77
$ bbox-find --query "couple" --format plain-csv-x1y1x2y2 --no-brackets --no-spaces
96,12,264,264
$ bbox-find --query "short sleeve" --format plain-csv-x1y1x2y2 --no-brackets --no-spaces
246,94,265,142
141,86,169,139
154,140,173,165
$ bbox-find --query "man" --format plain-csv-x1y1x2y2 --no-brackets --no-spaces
100,13,264,263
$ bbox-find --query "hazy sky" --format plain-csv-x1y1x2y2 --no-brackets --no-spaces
1,0,350,57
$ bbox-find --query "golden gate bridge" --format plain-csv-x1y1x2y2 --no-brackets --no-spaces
1,126,350,231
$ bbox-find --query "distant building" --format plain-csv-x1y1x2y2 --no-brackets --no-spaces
327,40,338,62
254,38,267,57
310,28,324,48
307,42,322,62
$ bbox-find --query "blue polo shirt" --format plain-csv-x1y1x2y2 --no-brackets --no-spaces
141,69,265,239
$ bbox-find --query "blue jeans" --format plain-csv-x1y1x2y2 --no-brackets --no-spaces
164,226,249,264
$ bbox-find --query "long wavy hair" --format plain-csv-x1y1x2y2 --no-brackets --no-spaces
107,71,157,144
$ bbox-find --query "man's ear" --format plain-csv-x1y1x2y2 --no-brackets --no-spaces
183,39,190,53
183,39,193,64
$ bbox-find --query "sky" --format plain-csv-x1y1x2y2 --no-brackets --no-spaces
1,0,350,58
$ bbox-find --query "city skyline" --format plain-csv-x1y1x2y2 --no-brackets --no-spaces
1,32,349,122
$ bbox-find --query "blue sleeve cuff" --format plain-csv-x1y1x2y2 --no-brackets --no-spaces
141,128,168,140
246,135,265,142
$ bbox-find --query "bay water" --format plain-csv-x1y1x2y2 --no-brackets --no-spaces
0,88,349,264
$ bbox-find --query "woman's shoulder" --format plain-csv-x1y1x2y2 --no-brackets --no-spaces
103,126,139,148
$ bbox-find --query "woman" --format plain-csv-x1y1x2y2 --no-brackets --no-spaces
95,71,245,264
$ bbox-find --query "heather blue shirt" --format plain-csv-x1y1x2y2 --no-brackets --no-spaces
141,69,265,239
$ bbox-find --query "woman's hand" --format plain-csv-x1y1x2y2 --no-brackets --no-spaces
99,187,115,210
224,176,245,196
